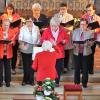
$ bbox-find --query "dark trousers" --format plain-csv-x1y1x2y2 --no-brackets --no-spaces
55,58,63,84
88,43,96,73
21,53,34,83
0,56,11,84
64,50,69,70
12,41,19,70
74,54,89,84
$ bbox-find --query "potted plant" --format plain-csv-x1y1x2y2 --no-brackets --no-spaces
33,84,44,100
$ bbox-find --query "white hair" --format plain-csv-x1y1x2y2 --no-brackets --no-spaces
32,3,42,10
50,16,60,26
54,13,62,23
42,41,53,51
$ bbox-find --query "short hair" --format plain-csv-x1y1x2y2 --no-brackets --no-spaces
32,3,42,10
5,3,15,14
42,41,53,51
86,4,96,10
80,18,88,24
60,3,67,7
50,16,60,26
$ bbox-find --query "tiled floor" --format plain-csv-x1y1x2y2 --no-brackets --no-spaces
0,82,100,100
0,47,100,100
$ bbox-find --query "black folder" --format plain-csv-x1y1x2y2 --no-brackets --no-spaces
33,20,49,29
34,21,44,29
0,39,11,44
88,21,100,30
73,38,94,44
73,41,85,44
60,20,74,27
10,19,21,28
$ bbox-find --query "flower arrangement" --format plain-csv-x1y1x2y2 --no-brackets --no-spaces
42,78,59,100
33,78,59,100
42,78,56,91
33,84,44,96
43,91,59,100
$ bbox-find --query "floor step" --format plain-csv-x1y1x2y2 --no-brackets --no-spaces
11,69,100,83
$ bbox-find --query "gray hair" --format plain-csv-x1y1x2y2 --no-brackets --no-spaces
50,16,61,26
42,41,53,51
32,3,42,10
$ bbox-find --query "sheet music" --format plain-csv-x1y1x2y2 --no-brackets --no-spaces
32,47,55,60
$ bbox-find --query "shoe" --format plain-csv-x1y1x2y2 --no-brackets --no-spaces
12,69,16,75
22,82,26,86
89,71,94,74
6,83,10,87
82,84,87,88
75,83,80,85
0,83,3,87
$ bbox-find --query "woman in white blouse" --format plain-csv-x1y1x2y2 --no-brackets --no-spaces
19,17,40,86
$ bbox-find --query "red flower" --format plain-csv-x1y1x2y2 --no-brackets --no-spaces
37,86,43,91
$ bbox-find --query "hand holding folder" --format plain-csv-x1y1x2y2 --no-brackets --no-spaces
10,19,21,28
60,20,74,27
33,20,49,29
88,21,100,30
0,39,11,44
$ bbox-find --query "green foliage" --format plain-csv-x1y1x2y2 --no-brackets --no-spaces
33,84,44,96
42,78,56,91
33,78,59,99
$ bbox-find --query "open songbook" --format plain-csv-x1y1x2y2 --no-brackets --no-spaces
10,19,21,28
0,39,11,44
73,38,95,44
33,20,49,29
88,21,100,30
60,19,74,27
32,47,55,60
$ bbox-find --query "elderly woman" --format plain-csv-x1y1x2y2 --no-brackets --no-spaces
72,19,94,88
31,3,49,30
41,17,69,86
32,40,61,82
0,19,17,87
19,17,40,86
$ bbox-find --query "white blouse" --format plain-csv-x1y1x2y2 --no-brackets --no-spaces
19,24,40,44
